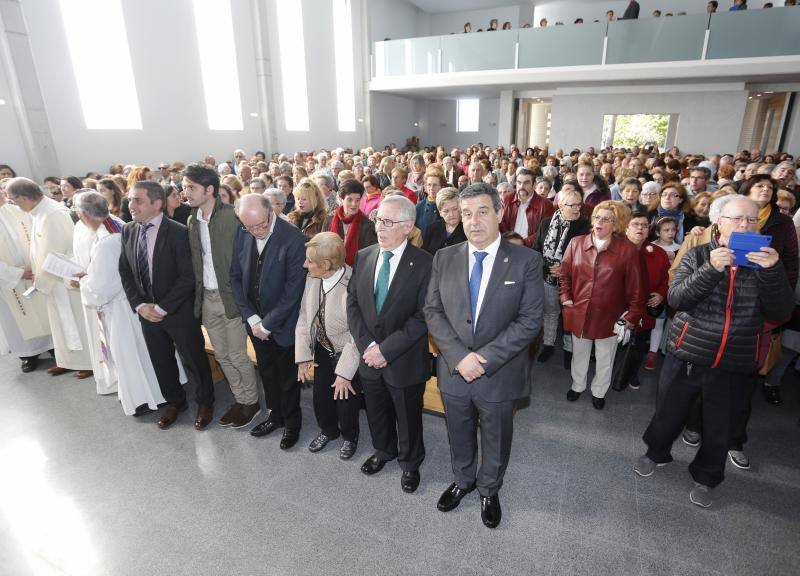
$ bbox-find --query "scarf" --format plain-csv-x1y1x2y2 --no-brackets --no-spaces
329,206,361,266
102,215,124,234
757,204,771,232
542,210,573,285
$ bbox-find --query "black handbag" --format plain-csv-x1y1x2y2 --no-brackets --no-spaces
611,332,638,392
647,303,665,318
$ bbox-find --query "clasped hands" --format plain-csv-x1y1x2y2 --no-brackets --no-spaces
362,343,387,369
138,303,166,323
456,351,487,383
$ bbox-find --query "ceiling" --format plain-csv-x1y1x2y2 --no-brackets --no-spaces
407,0,530,15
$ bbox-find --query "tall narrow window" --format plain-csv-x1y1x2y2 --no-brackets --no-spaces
277,1,310,131
58,0,141,129
193,0,243,130
332,0,356,132
457,99,480,133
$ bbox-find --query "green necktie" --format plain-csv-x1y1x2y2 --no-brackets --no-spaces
374,250,394,313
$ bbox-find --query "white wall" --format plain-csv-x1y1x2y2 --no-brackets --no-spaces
264,0,369,154
424,98,500,149
428,5,526,36
370,93,420,149
0,48,30,177
369,0,421,44
20,0,264,176
533,1,709,25
549,88,749,156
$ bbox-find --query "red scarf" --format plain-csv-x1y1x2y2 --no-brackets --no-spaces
329,205,361,266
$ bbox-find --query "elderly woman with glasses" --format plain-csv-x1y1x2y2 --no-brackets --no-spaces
296,232,362,459
559,200,646,409
532,180,590,366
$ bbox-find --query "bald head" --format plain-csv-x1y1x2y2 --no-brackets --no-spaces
6,177,43,212
237,193,273,240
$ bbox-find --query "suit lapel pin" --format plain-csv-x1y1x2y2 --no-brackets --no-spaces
409,261,414,266
503,257,509,263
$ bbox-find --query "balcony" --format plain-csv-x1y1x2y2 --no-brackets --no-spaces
370,7,800,94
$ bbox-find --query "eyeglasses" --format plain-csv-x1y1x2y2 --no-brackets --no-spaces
719,215,759,225
561,202,582,209
241,215,271,233
661,193,681,199
593,215,615,223
375,217,412,228
629,222,650,229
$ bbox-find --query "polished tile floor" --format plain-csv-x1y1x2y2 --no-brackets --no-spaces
1,351,799,576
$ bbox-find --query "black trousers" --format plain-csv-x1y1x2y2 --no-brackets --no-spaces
140,309,214,407
361,376,425,472
612,330,651,389
249,333,301,431
644,354,747,488
684,374,758,451
313,342,361,442
442,392,515,497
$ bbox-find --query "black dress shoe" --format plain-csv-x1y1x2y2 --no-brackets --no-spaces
360,454,387,475
592,396,605,410
537,345,554,363
250,419,282,438
437,482,475,512
20,357,39,373
308,432,337,453
401,470,420,493
133,403,154,417
340,439,358,460
566,389,581,402
280,429,300,450
481,494,502,528
762,384,782,406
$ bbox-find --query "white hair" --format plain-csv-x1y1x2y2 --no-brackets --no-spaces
379,194,416,222
709,194,756,224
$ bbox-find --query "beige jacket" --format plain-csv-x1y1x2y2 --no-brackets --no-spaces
295,265,360,380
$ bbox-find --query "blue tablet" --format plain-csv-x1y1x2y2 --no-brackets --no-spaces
728,232,771,268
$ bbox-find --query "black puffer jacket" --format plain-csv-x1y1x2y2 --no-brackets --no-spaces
667,237,793,372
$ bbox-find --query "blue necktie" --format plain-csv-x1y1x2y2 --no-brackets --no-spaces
374,251,393,314
137,223,154,297
469,251,487,333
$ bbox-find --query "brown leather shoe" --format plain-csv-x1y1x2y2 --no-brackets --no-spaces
75,370,93,379
47,366,71,376
157,402,188,430
194,405,214,430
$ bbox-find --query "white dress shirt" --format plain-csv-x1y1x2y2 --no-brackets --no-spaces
373,239,408,293
468,234,501,325
248,213,279,333
196,206,218,290
513,198,531,237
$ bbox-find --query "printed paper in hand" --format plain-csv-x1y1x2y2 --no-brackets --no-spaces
42,253,85,279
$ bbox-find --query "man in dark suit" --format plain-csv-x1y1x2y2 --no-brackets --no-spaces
424,183,543,528
442,156,464,188
119,181,215,430
230,194,307,450
347,195,433,494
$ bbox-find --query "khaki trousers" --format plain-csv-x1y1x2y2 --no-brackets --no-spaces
570,334,618,398
202,290,258,405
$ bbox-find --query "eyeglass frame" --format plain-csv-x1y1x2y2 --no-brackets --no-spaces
375,217,412,228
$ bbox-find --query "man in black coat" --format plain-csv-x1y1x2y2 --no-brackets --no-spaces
634,196,793,508
347,195,433,494
119,181,215,430
230,194,307,450
622,0,640,19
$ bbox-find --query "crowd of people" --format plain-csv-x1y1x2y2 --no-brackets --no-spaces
458,1,797,31
1,139,799,525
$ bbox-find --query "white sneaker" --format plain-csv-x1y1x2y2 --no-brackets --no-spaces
689,483,713,508
633,455,667,477
728,450,750,470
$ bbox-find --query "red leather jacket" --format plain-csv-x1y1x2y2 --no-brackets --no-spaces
500,192,555,247
559,234,646,339
637,242,670,332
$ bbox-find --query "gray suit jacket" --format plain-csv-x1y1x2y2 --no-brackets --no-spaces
424,239,543,402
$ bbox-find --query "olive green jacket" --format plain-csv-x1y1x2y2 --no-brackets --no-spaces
187,198,241,319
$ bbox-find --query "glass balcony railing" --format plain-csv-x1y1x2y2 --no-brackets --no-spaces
372,7,800,78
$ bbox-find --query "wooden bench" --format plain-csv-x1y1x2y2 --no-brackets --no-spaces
201,327,445,415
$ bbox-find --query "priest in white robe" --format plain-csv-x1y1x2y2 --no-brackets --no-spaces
0,183,52,371
72,203,117,395
73,191,165,415
5,178,93,378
